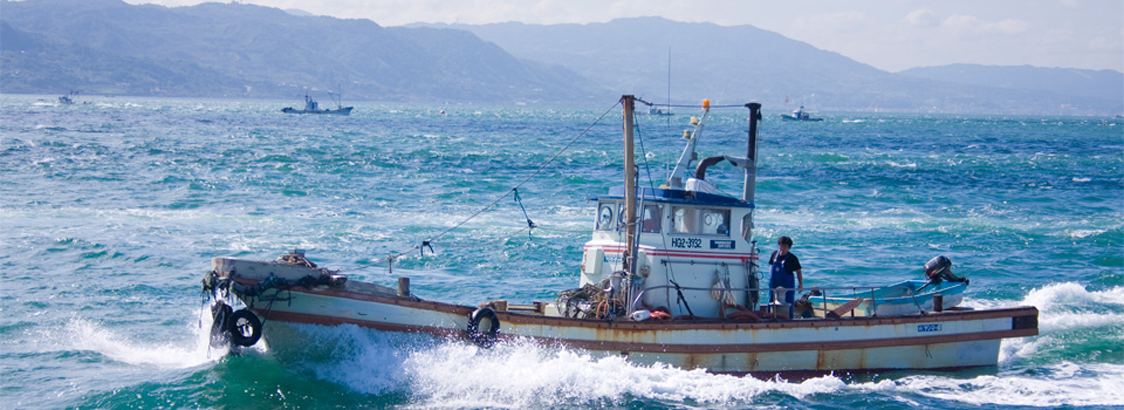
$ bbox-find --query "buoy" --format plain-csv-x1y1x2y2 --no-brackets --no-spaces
630,310,652,321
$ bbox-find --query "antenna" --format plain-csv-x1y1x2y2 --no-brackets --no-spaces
666,47,671,113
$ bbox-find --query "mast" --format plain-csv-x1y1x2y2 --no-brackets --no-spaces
622,95,637,275
666,47,671,114
744,103,762,202
666,103,709,188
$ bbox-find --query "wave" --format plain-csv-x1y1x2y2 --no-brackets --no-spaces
983,283,1124,368
279,325,846,407
54,315,224,369
882,362,1124,407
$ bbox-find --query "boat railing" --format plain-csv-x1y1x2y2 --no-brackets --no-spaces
631,283,930,318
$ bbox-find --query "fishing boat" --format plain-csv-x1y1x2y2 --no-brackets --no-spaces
281,93,353,115
202,96,1037,377
58,91,79,105
780,105,822,121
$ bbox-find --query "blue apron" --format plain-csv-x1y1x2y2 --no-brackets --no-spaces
769,251,796,307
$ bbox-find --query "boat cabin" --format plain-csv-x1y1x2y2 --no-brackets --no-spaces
582,188,757,318
578,100,763,319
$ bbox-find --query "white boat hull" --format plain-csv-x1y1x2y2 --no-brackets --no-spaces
217,262,1037,376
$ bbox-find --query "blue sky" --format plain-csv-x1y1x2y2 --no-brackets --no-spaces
126,0,1123,73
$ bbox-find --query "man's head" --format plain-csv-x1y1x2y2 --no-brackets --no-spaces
778,236,793,252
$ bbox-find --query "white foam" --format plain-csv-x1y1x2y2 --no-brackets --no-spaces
1067,228,1105,239
1022,283,1124,317
279,324,847,407
60,313,223,369
884,362,1124,407
984,283,1124,363
405,340,855,407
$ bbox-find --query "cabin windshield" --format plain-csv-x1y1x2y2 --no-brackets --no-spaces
596,201,662,233
741,213,753,241
641,204,661,233
596,202,615,230
672,206,730,236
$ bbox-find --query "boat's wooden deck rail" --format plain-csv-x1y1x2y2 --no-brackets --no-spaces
633,283,937,318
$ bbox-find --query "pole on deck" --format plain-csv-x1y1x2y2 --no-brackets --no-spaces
744,103,762,203
622,95,637,275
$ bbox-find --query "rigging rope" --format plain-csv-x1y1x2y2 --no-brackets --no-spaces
513,188,537,239
635,97,746,109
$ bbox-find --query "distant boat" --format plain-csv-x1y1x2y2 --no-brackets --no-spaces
780,105,822,122
58,91,78,105
648,106,674,116
282,93,353,115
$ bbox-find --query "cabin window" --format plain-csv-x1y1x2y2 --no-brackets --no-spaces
702,209,730,236
741,213,753,241
641,204,662,233
673,206,730,236
596,203,615,230
672,207,696,233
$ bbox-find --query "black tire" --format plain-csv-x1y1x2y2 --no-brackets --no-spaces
227,309,262,347
466,307,499,348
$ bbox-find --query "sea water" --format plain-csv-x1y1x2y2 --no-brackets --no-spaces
1,94,1121,409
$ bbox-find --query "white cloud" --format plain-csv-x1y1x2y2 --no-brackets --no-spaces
991,19,1030,34
904,9,938,27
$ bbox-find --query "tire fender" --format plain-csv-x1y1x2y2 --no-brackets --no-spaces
228,309,262,347
466,307,499,348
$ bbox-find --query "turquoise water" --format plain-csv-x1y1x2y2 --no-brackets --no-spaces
1,94,1122,409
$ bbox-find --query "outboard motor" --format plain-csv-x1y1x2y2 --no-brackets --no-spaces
924,255,968,285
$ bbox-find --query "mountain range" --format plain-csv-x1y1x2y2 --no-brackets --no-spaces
2,0,1121,115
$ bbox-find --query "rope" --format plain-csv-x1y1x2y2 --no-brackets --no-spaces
512,188,537,239
385,99,624,271
635,97,747,109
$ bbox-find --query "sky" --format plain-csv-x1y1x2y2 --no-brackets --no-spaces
124,0,1123,73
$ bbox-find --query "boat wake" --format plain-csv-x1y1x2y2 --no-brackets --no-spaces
283,323,846,407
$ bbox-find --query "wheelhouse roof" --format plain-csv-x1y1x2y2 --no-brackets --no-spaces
591,186,755,209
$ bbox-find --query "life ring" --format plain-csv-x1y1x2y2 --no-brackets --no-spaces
467,307,500,348
227,309,262,347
